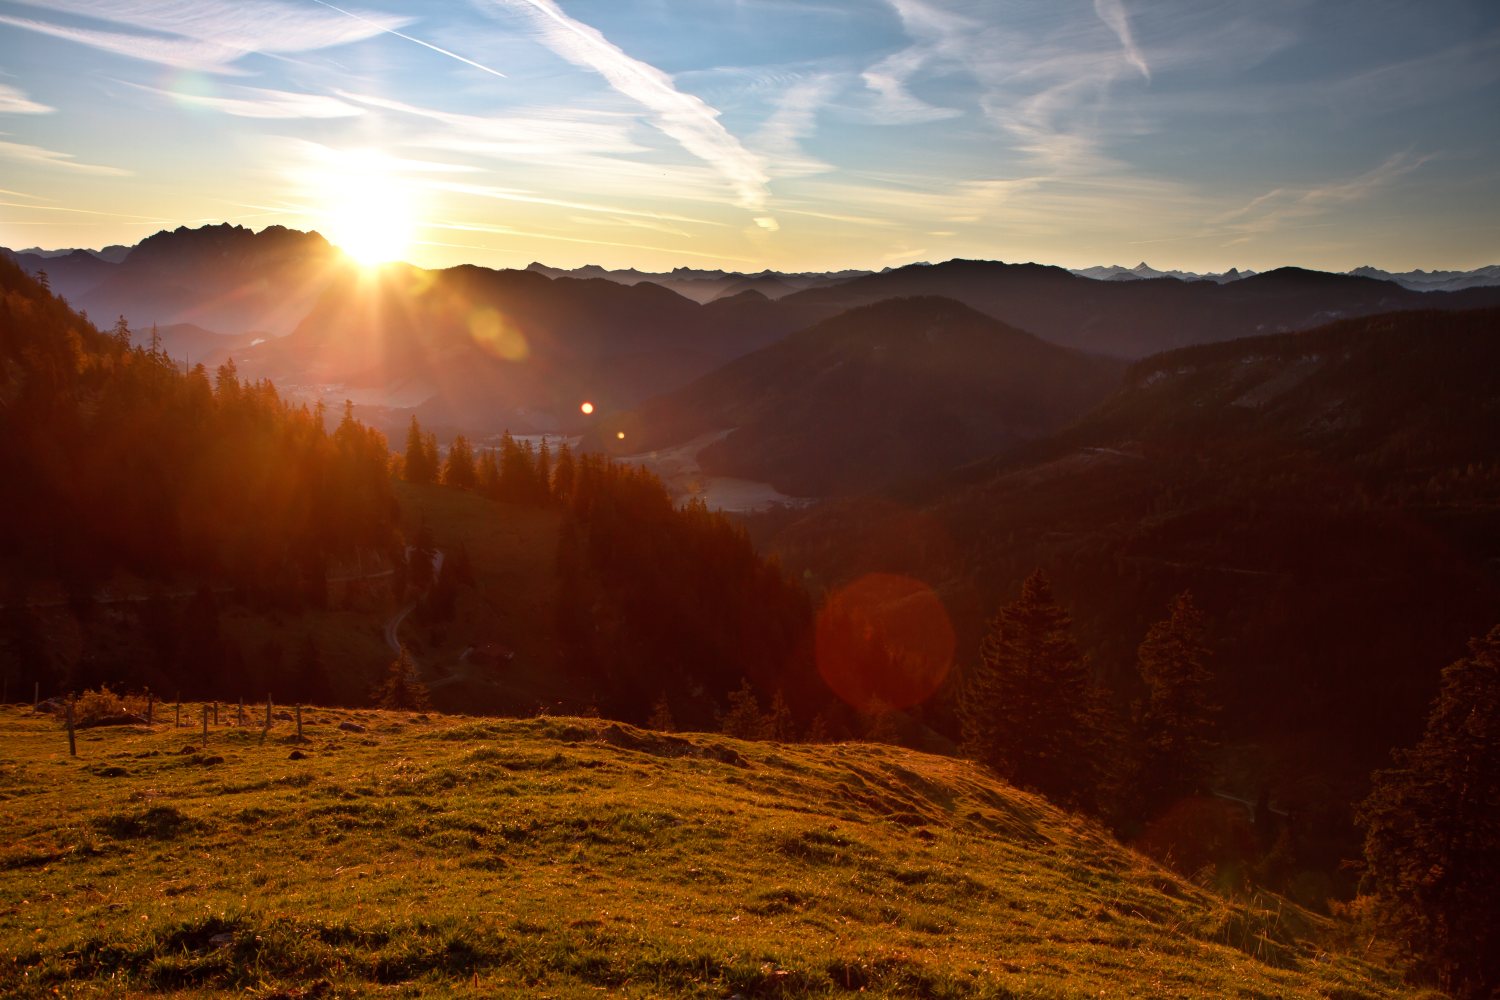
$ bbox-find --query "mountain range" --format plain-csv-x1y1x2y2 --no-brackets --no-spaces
6,224,1500,441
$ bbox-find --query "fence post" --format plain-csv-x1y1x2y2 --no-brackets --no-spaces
146,690,154,725
34,681,39,710
201,704,209,743
238,697,245,727
261,693,272,743
66,697,76,757
212,702,218,726
296,704,303,740
174,702,180,728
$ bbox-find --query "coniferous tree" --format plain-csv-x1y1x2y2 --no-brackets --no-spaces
477,448,501,498
1136,592,1219,814
552,443,575,504
375,647,430,711
443,433,477,489
959,570,1096,804
1358,626,1500,1000
403,416,433,484
111,314,131,349
647,692,676,732
765,689,797,742
719,678,767,739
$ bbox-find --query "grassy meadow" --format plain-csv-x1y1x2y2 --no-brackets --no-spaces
0,704,1421,998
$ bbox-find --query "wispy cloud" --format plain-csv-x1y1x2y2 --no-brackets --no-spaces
0,83,53,115
1208,151,1436,245
132,83,364,119
752,74,841,179
859,0,969,124
483,0,771,216
1092,0,1150,82
0,136,130,175
1,0,409,73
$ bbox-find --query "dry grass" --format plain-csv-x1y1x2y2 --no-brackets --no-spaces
0,704,1419,998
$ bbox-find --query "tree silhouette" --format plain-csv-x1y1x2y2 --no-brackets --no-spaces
1136,592,1219,814
1358,625,1500,999
959,570,1096,804
375,647,430,711
443,433,477,490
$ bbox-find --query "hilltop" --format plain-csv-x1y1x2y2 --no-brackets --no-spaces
0,705,1413,998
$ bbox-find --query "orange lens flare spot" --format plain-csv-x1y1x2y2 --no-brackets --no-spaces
580,401,595,415
814,573,954,714
616,431,626,440
467,307,529,361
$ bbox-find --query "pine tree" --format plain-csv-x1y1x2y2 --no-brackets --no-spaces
765,689,797,742
375,647,430,711
647,692,676,732
443,433,477,489
1358,626,1500,999
958,570,1096,804
719,678,767,739
111,314,131,349
1136,591,1219,814
403,416,433,484
552,443,575,505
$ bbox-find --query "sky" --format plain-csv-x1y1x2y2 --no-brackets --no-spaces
0,0,1497,274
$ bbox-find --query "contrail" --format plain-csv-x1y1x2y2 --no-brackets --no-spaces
309,0,507,79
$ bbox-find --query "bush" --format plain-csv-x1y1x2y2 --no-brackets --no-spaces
71,686,150,727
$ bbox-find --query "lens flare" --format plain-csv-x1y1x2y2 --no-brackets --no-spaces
580,401,595,415
616,431,626,440
467,307,529,361
814,573,954,713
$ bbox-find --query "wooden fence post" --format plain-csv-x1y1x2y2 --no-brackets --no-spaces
146,690,154,725
296,704,303,740
212,702,218,725
261,693,272,743
34,681,39,710
65,697,76,757
201,704,209,743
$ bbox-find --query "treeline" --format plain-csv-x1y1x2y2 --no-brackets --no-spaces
0,258,399,693
400,417,816,730
0,258,397,596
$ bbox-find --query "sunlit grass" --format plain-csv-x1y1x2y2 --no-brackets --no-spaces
0,705,1417,998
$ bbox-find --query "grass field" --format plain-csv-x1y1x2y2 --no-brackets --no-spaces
0,704,1422,998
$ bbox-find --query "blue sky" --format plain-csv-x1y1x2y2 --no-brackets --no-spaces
1,0,1497,272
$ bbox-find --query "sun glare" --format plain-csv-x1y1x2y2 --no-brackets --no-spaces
309,150,419,267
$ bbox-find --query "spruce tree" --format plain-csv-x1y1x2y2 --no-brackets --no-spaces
1136,591,1219,814
375,647,430,711
403,416,432,484
443,433,477,490
959,570,1095,804
1358,626,1500,999
719,678,767,739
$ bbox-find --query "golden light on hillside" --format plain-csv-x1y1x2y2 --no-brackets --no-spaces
815,572,954,713
580,401,595,415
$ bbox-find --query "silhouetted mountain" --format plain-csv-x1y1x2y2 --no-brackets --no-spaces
1070,261,1256,283
587,297,1125,496
1347,263,1500,292
7,223,348,336
243,263,821,433
763,307,1500,815
525,261,869,303
777,259,1500,357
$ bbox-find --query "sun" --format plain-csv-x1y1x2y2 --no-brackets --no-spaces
308,149,419,267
